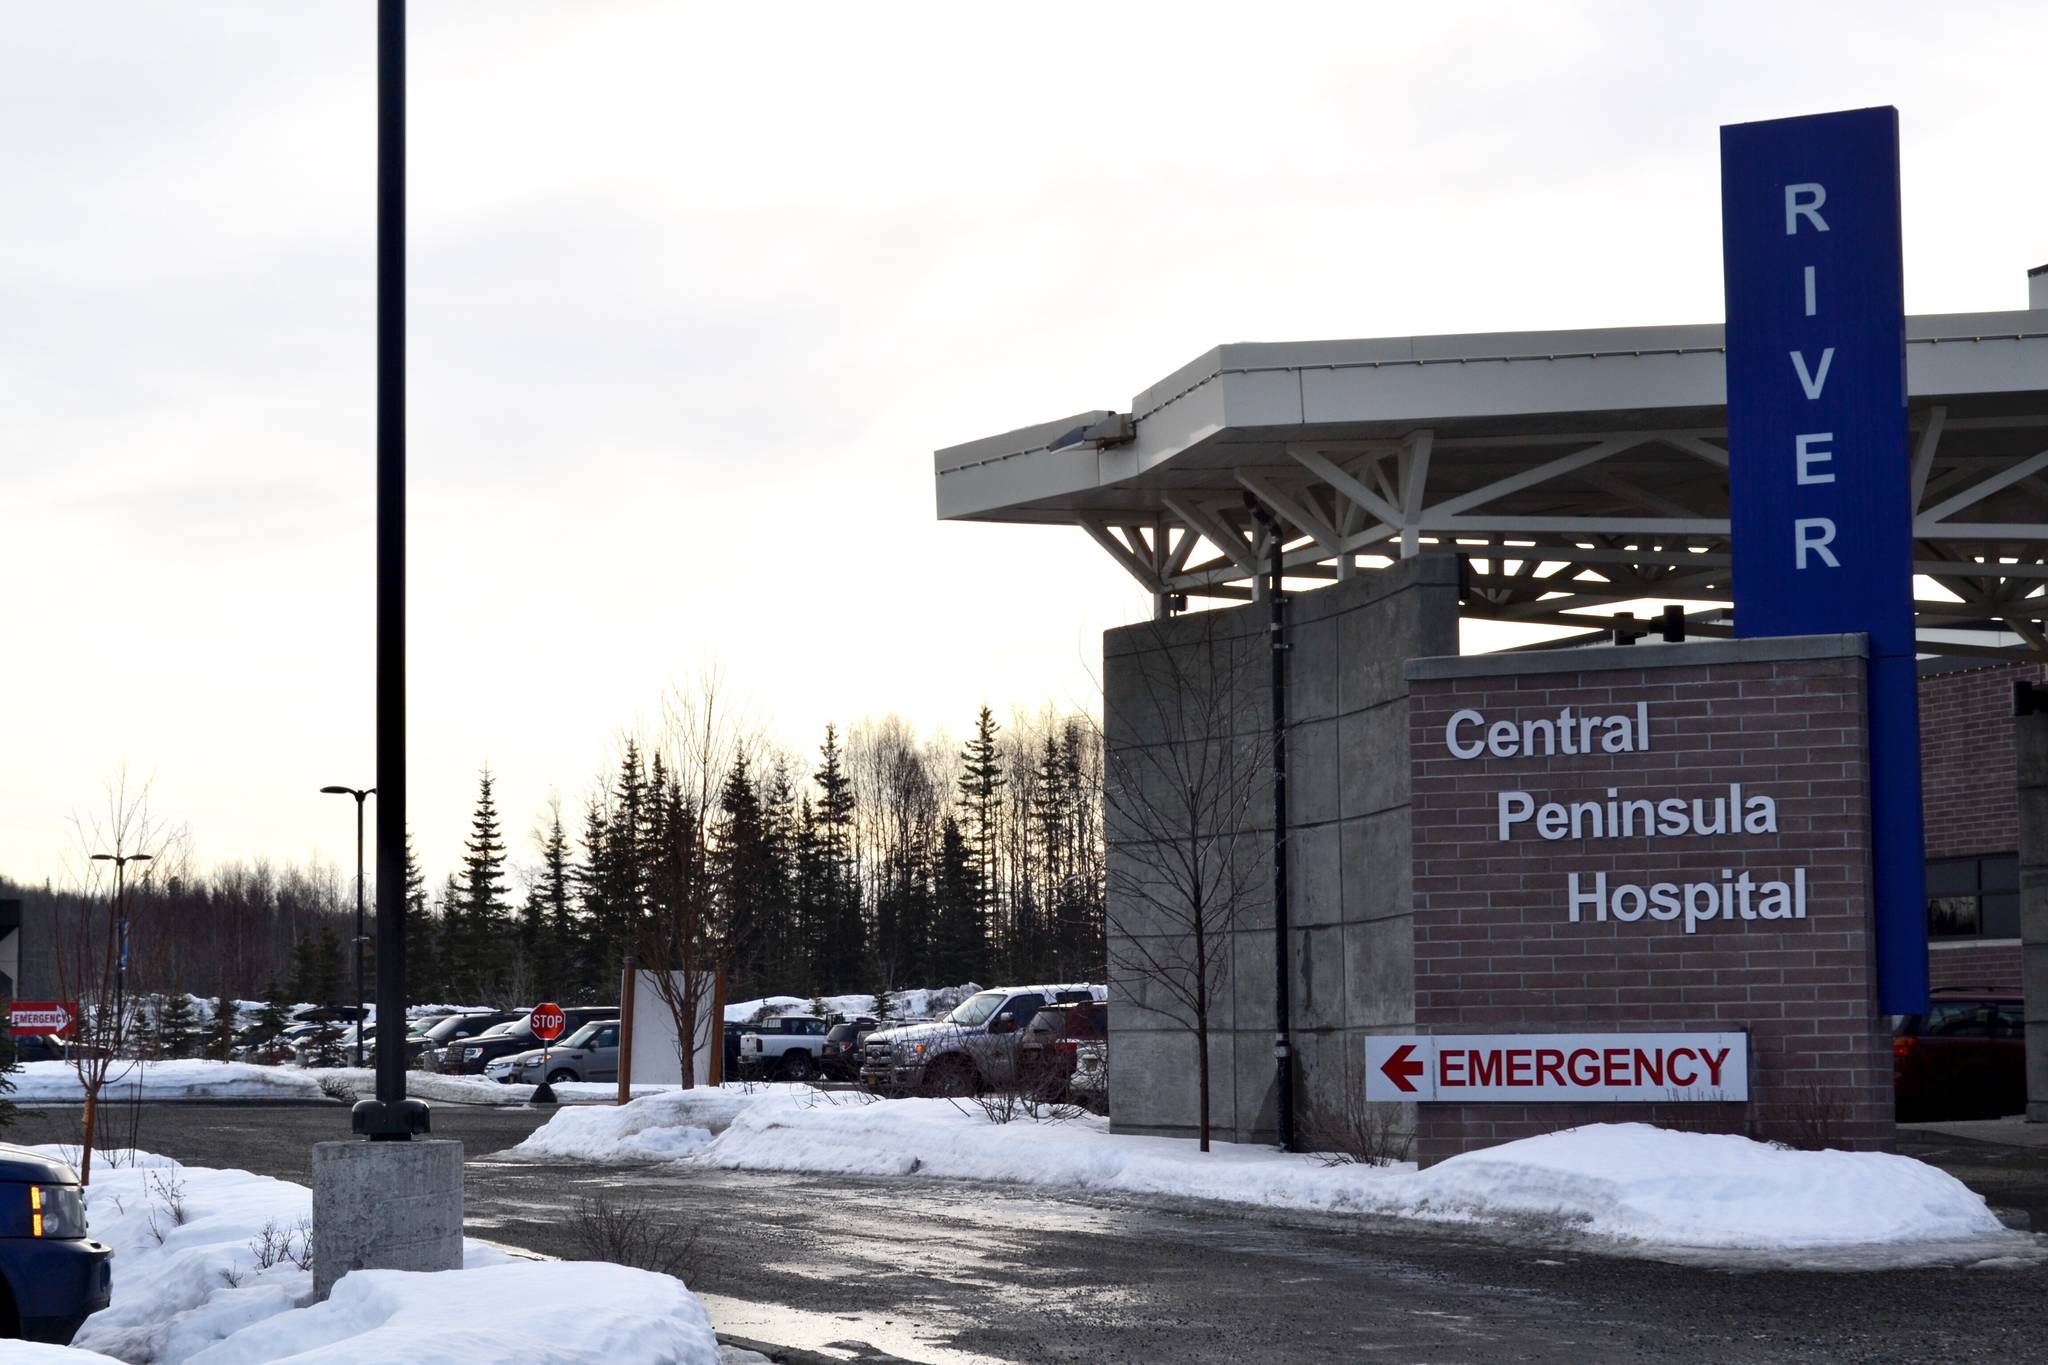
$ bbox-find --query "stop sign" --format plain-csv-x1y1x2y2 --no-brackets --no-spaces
530,1002,565,1042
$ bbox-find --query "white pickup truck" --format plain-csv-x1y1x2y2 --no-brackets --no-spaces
737,1014,832,1080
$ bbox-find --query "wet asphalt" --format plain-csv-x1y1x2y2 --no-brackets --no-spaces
12,1101,2048,1365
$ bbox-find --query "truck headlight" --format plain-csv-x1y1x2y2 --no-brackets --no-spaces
31,1184,87,1239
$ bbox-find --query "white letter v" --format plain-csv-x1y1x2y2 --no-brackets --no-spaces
1790,348,1834,400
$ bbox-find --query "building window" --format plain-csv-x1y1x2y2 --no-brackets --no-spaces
1925,854,2019,940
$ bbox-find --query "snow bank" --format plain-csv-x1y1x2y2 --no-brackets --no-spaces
30,1147,719,1364
6,1347,125,1364
12,1060,328,1106
1417,1122,2007,1248
510,1084,781,1162
723,983,979,1024
522,1091,2011,1252
183,1261,719,1365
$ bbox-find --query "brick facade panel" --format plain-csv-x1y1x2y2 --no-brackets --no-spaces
1407,650,1891,1164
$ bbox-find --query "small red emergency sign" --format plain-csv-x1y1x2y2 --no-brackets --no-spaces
8,1002,79,1037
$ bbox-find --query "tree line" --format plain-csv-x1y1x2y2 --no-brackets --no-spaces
5,695,1107,1012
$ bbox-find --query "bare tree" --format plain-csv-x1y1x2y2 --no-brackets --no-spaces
639,668,758,1087
1100,615,1271,1152
56,773,185,1184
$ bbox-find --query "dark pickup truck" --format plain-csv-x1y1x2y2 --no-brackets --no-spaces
0,1143,112,1343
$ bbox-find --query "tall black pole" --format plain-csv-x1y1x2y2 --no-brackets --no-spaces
358,0,423,1139
1244,498,1296,1152
353,793,365,1068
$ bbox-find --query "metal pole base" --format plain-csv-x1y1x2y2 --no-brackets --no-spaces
351,1097,432,1140
529,1081,558,1106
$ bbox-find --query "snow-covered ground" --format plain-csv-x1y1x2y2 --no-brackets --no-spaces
30,1145,721,1364
11,1061,330,1105
512,1090,2022,1254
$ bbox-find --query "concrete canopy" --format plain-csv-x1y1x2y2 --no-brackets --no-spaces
934,308,2048,658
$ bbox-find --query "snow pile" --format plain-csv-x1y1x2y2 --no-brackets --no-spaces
32,1146,719,1364
1416,1122,2007,1248
522,1091,2011,1252
723,983,980,1024
7,1347,125,1364
182,1261,719,1365
511,1084,776,1162
314,1069,679,1108
12,1060,328,1105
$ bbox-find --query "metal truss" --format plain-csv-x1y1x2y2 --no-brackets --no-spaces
1072,411,2048,660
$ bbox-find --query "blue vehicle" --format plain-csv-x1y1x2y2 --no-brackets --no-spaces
0,1144,112,1343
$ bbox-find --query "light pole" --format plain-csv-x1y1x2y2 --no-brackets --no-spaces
89,852,151,1054
321,786,375,1066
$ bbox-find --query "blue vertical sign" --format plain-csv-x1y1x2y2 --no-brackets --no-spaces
1721,106,1927,1014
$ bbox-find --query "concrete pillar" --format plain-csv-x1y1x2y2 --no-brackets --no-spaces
311,1139,464,1299
2016,711,2048,1121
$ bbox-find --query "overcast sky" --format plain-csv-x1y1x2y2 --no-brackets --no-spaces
4,0,2043,889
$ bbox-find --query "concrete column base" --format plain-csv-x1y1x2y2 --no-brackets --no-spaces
311,1138,464,1300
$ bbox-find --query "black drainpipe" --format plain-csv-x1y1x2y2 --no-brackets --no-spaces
1245,496,1296,1152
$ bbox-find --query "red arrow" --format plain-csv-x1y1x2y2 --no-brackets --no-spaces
1380,1043,1424,1094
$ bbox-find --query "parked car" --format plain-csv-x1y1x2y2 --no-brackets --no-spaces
818,1017,882,1081
0,1143,112,1343
441,1007,617,1075
1018,1001,1108,1092
1893,991,2025,1121
412,1011,521,1071
738,1015,832,1080
8,1035,67,1065
486,1018,622,1086
861,985,1104,1095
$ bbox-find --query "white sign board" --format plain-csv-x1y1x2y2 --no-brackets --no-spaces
1365,1033,1749,1103
625,969,720,1087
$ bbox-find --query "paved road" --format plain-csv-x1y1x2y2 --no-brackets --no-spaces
15,1102,2048,1365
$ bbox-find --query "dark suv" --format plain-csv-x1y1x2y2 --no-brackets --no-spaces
818,1017,882,1081
411,1011,520,1071
1892,992,2025,1121
0,1144,111,1343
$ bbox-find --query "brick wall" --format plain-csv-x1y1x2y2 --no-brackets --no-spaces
1406,637,1891,1164
1929,941,2024,993
1919,662,2042,860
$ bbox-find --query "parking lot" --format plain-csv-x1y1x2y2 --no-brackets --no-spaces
14,1100,2048,1365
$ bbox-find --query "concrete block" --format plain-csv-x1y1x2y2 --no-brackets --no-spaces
1228,1029,1279,1143
1288,822,1343,927
1290,719,1341,826
1290,617,1340,723
1292,924,1349,1032
1231,924,1277,1032
1340,809,1410,923
1340,702,1410,819
312,1138,464,1300
1344,915,1415,1028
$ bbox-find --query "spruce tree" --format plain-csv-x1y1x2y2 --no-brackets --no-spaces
459,767,512,999
402,831,443,1003
311,922,346,1006
814,726,860,990
204,993,239,1060
573,794,612,1001
713,753,775,996
533,803,574,992
255,983,292,1041
958,707,1006,975
153,993,197,1058
930,814,984,984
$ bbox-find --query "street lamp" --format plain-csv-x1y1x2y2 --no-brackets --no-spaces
320,786,375,1066
89,852,151,1053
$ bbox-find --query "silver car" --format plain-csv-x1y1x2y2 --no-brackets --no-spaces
491,1018,621,1085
